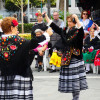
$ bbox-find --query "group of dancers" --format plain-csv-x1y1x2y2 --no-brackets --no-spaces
0,11,89,100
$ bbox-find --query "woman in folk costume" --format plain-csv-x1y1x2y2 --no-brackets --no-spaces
44,13,88,100
80,10,93,38
31,10,48,38
83,25,100,74
0,17,47,99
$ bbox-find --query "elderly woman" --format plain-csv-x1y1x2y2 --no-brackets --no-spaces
44,13,88,100
0,17,48,99
31,11,48,70
80,10,93,38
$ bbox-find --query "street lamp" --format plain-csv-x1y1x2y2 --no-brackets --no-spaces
27,0,30,23
47,0,51,18
38,0,44,13
41,0,42,13
64,0,66,26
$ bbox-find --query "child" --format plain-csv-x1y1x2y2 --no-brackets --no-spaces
83,26,100,73
49,49,61,72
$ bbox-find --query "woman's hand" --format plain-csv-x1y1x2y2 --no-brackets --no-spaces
38,50,44,56
46,28,53,36
84,32,89,37
91,23,100,31
72,14,81,28
72,14,79,22
42,12,51,23
95,23,100,31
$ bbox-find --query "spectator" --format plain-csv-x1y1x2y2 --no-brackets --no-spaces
49,11,64,73
80,10,93,38
23,12,28,23
31,11,48,68
13,13,17,20
83,25,100,74
31,11,48,38
50,11,64,47
32,28,52,72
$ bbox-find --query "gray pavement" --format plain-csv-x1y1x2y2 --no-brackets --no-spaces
31,62,100,100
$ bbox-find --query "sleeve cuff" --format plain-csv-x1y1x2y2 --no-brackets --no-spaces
47,20,53,26
75,24,83,29
43,32,50,39
97,33,100,39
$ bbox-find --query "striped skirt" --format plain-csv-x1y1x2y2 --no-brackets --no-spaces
0,75,33,100
58,58,88,93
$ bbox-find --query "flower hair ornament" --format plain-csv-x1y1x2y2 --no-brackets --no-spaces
35,13,38,17
11,20,18,27
87,11,90,15
35,10,41,17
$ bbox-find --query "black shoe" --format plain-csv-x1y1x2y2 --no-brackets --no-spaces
38,66,42,72
35,65,38,68
86,71,91,74
49,69,56,73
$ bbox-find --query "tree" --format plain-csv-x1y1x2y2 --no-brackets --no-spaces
30,0,46,7
59,0,69,11
10,0,28,33
4,0,27,12
59,0,64,11
30,0,56,7
5,1,19,12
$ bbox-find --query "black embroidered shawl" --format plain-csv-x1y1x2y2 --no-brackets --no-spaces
50,22,84,65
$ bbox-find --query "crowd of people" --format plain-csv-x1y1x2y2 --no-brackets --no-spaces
0,9,100,100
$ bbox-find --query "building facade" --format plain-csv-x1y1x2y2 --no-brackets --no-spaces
0,0,81,19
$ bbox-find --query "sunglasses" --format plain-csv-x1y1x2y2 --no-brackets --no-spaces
83,13,88,15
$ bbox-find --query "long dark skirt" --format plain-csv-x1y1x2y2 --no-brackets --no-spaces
0,75,33,100
58,58,88,93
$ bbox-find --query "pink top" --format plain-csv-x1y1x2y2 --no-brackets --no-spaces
33,42,48,52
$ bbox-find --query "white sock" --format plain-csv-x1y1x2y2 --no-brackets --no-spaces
85,64,90,72
52,65,56,70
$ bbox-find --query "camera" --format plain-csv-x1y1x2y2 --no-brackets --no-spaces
94,24,97,30
72,18,76,24
42,13,45,18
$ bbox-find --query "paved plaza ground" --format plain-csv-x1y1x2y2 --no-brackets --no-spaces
31,62,100,100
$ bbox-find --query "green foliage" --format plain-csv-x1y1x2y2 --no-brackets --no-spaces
30,0,46,7
5,0,19,12
30,0,56,7
10,0,28,8
4,0,28,12
50,0,56,7
0,15,3,19
18,23,33,33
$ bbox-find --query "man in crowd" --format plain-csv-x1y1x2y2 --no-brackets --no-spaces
23,13,28,23
49,11,64,73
